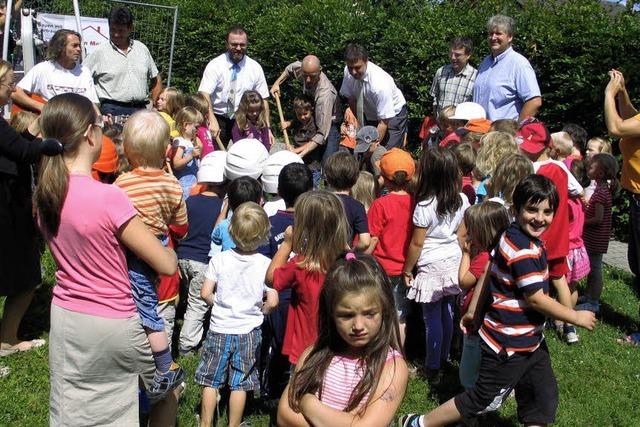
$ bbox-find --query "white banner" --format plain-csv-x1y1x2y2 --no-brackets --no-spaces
39,13,109,56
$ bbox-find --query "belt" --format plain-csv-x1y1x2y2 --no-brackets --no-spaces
100,99,148,108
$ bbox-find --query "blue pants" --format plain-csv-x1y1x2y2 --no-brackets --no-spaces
421,295,455,369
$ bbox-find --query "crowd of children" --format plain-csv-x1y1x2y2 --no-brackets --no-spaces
7,77,627,426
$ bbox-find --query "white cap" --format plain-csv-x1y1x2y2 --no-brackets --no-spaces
261,150,304,194
224,138,269,180
450,102,486,121
197,151,227,183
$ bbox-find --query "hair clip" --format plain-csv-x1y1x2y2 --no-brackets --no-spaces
345,252,356,261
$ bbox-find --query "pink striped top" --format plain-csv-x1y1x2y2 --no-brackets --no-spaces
318,349,402,410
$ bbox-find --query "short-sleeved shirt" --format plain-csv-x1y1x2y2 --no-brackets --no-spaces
177,194,223,264
17,60,99,103
336,193,369,243
619,114,640,193
583,183,613,254
205,250,272,334
210,218,235,253
258,210,294,259
273,256,326,364
49,174,137,318
413,194,469,265
84,40,159,103
198,53,269,116
368,193,413,276
114,168,187,237
429,63,477,114
340,61,406,121
469,251,490,279
473,47,541,120
479,223,549,356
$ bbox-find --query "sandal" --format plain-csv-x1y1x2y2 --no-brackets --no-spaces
0,365,10,378
616,332,640,347
0,339,46,357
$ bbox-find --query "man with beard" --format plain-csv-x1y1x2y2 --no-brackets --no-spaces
198,26,270,147
12,29,99,112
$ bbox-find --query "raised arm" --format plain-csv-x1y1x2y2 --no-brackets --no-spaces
605,71,640,138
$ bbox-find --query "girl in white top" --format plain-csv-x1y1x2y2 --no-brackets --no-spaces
278,253,408,427
403,147,469,384
172,106,203,199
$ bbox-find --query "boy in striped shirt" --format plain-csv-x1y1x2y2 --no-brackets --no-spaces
400,175,596,427
115,110,188,400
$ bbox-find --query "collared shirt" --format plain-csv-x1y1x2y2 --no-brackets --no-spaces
284,61,338,145
473,47,541,120
17,60,99,103
479,223,548,356
198,53,269,116
340,61,406,121
429,63,477,114
84,39,159,103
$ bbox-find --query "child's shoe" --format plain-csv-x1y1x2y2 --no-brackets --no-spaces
563,324,579,344
398,414,423,427
147,362,185,402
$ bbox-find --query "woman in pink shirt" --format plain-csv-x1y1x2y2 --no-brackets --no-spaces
33,93,178,425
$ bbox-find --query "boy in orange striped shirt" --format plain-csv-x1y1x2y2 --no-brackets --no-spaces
115,110,188,400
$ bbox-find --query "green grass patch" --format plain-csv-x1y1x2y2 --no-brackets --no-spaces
1,263,639,425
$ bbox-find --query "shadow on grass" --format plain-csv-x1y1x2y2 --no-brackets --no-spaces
599,302,640,334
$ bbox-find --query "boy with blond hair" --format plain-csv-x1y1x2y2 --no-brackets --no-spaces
115,110,188,399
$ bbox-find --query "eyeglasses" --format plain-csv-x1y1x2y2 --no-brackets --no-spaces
0,81,15,90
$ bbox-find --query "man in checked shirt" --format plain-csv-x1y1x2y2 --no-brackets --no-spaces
429,37,477,118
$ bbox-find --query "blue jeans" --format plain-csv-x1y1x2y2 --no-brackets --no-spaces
421,295,455,369
321,122,341,166
128,255,164,332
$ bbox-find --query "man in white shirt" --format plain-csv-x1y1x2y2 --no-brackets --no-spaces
339,43,407,149
12,29,99,112
198,26,270,147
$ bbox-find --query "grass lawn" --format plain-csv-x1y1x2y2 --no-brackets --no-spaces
1,257,640,426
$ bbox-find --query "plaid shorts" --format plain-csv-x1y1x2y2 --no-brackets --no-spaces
195,328,261,391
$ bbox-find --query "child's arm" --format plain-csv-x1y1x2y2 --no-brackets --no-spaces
298,357,409,427
354,232,371,251
364,236,379,255
402,226,427,287
214,198,229,227
584,202,604,227
266,225,293,286
171,146,193,170
460,268,490,334
458,250,478,290
277,348,314,427
200,277,216,306
262,288,279,314
525,289,596,330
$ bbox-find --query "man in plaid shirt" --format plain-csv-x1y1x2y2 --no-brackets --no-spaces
429,37,477,117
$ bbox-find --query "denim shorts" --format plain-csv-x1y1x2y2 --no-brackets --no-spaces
390,275,411,322
195,328,261,391
128,255,164,332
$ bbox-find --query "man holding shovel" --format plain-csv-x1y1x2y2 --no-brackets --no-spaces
271,55,340,163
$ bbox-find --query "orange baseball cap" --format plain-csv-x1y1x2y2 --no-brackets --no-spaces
463,118,492,134
379,148,415,181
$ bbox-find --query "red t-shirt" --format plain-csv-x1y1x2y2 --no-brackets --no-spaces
368,193,413,276
273,255,326,364
536,162,569,260
460,251,490,316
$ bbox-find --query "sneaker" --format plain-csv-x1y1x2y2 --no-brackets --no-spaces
147,362,185,402
576,301,600,314
563,325,579,344
398,414,422,427
424,368,442,387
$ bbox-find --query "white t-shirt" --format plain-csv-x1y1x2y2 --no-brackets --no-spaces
17,60,99,103
413,193,469,265
204,249,273,334
263,198,286,217
339,61,406,121
198,53,269,116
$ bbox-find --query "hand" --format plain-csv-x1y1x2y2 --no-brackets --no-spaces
610,69,627,92
574,310,597,331
270,83,280,97
283,225,293,245
402,271,413,288
340,122,348,136
192,145,201,159
460,311,475,335
208,121,220,138
605,70,623,96
281,120,290,130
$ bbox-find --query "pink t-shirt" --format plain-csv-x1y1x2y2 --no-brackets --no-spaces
567,197,585,250
318,349,402,410
49,174,138,318
197,125,215,158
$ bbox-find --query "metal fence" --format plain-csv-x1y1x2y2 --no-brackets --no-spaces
21,0,178,85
